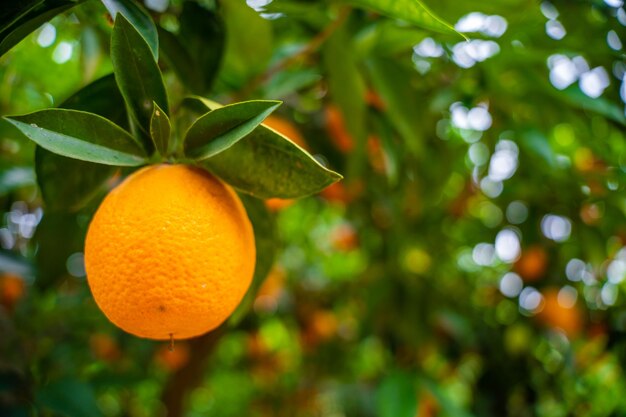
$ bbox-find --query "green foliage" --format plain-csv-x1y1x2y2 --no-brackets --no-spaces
110,13,168,142
149,102,171,157
0,0,81,57
101,0,159,59
184,100,282,160
5,109,147,166
1,0,626,416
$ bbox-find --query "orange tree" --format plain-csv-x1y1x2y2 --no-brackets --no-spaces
1,0,626,416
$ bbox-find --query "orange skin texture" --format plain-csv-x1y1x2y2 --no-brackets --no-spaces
85,164,256,340
537,289,583,337
514,246,548,282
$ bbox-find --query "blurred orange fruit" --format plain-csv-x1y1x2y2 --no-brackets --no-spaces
85,164,256,340
154,342,190,371
320,180,363,205
365,90,385,111
514,246,548,282
324,105,355,153
330,224,359,252
0,273,25,312
537,288,583,337
262,115,307,149
89,333,121,362
265,197,295,212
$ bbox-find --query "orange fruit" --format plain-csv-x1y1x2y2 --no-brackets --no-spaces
324,105,355,153
265,197,295,212
89,333,121,362
330,224,359,252
514,246,548,282
0,273,25,312
154,342,191,371
85,164,256,340
537,288,583,337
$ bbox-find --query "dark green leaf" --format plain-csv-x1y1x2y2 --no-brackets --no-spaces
150,102,170,157
228,194,277,326
184,100,282,160
345,0,464,38
34,213,85,289
111,13,169,142
157,26,198,88
5,109,147,166
178,1,225,93
60,73,128,129
201,124,342,198
37,378,103,417
101,0,158,59
35,146,117,211
376,371,417,417
34,74,126,211
187,96,341,197
0,1,80,57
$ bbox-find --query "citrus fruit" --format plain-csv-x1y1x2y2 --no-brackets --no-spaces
514,246,548,282
0,273,25,312
84,164,256,340
537,288,583,337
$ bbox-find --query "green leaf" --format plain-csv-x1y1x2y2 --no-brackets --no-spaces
345,0,465,38
219,0,273,86
101,0,158,59
184,100,282,160
0,1,81,57
35,74,125,211
60,73,128,129
37,378,103,417
228,194,277,326
111,13,169,143
178,1,225,93
376,371,418,417
187,97,341,198
376,371,417,417
35,147,117,211
201,124,342,198
150,102,171,157
4,109,147,166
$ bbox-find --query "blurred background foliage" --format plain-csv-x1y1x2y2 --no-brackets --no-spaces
1,0,626,416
